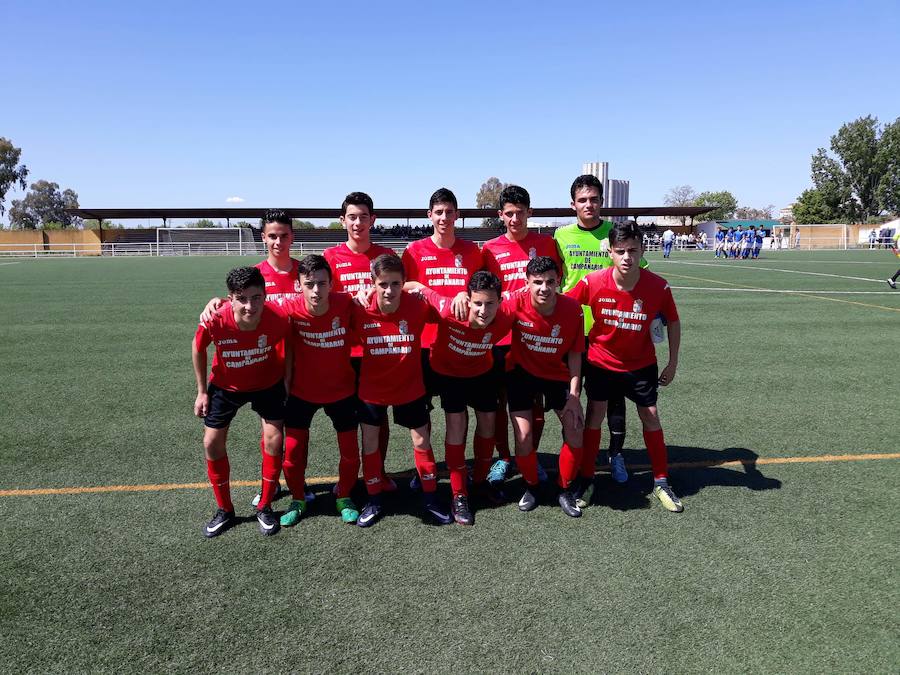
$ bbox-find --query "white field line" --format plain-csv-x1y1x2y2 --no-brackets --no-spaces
0,262,22,266
659,259,883,283
671,286,899,295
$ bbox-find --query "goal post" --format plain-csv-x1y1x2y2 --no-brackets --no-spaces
154,227,253,255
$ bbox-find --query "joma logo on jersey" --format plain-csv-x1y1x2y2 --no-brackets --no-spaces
518,320,534,328
420,255,437,261
364,322,380,329
265,281,276,287
216,338,237,345
335,262,352,269
495,251,510,259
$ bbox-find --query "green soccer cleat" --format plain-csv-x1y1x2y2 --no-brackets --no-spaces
335,497,359,524
652,481,684,513
279,499,307,527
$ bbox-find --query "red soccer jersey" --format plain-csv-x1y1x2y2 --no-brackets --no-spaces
352,291,439,406
401,236,483,348
323,242,396,294
481,231,562,346
256,259,302,304
482,231,562,298
420,289,514,378
566,267,679,372
505,292,584,382
283,293,356,404
194,304,289,392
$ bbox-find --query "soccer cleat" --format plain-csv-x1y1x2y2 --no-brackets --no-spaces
357,498,383,528
474,481,506,506
487,459,511,485
335,497,359,524
572,476,595,509
451,494,474,526
422,494,453,525
518,487,538,512
888,278,897,289
279,499,307,527
558,489,583,518
256,506,280,535
409,473,421,491
536,461,548,483
304,488,316,504
250,481,292,508
609,453,629,484
204,508,235,538
653,481,684,513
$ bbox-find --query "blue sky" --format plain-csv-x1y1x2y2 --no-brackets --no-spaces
2,0,898,225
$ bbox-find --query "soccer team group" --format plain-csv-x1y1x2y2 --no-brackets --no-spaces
192,175,683,537
713,225,767,260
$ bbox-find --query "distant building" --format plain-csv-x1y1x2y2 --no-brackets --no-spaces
581,161,630,221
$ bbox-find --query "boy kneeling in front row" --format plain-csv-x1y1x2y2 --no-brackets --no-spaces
192,266,290,537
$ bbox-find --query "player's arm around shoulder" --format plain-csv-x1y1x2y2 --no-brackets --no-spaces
192,322,212,418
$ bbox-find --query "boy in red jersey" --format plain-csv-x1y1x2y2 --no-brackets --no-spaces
412,271,513,524
481,185,561,484
200,209,308,506
566,221,684,512
401,189,482,411
280,255,361,527
192,266,290,537
505,256,586,517
323,192,396,488
352,254,452,528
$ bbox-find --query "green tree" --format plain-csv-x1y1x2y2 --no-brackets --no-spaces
9,180,80,229
796,116,900,222
793,189,837,224
0,138,29,217
735,204,775,220
328,221,344,229
292,219,315,229
693,190,737,222
186,218,217,228
663,185,698,226
476,176,508,227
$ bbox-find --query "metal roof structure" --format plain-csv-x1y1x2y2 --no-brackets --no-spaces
67,206,714,224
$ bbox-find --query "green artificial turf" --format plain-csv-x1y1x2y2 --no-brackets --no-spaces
0,250,898,673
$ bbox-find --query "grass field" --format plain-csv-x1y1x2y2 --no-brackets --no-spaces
1,249,898,673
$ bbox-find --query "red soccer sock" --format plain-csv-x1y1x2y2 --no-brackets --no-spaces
282,428,309,499
472,435,495,483
581,427,602,479
643,428,669,481
495,407,511,461
206,456,233,512
517,451,539,487
258,451,283,510
336,430,360,499
558,442,583,489
361,451,384,496
445,442,467,496
414,447,438,493
532,403,545,451
378,421,390,475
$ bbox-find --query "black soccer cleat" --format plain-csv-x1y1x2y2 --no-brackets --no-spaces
256,506,280,536
357,498,384,528
451,494,474,526
518,487,538,512
204,508,235,538
558,489,583,518
422,494,452,525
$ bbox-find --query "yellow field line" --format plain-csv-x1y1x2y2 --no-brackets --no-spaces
664,271,900,313
1,452,898,497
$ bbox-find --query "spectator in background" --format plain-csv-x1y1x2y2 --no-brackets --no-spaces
662,227,675,258
794,229,801,249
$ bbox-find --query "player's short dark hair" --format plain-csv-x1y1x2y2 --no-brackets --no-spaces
297,254,332,281
226,266,266,294
499,185,530,209
263,209,292,228
467,270,501,299
371,253,405,280
341,191,374,216
429,187,458,210
609,221,644,247
525,255,559,278
570,174,604,201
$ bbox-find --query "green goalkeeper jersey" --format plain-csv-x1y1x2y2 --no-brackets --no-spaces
554,221,648,334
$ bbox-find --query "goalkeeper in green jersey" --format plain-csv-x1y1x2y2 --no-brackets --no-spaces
554,174,650,504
